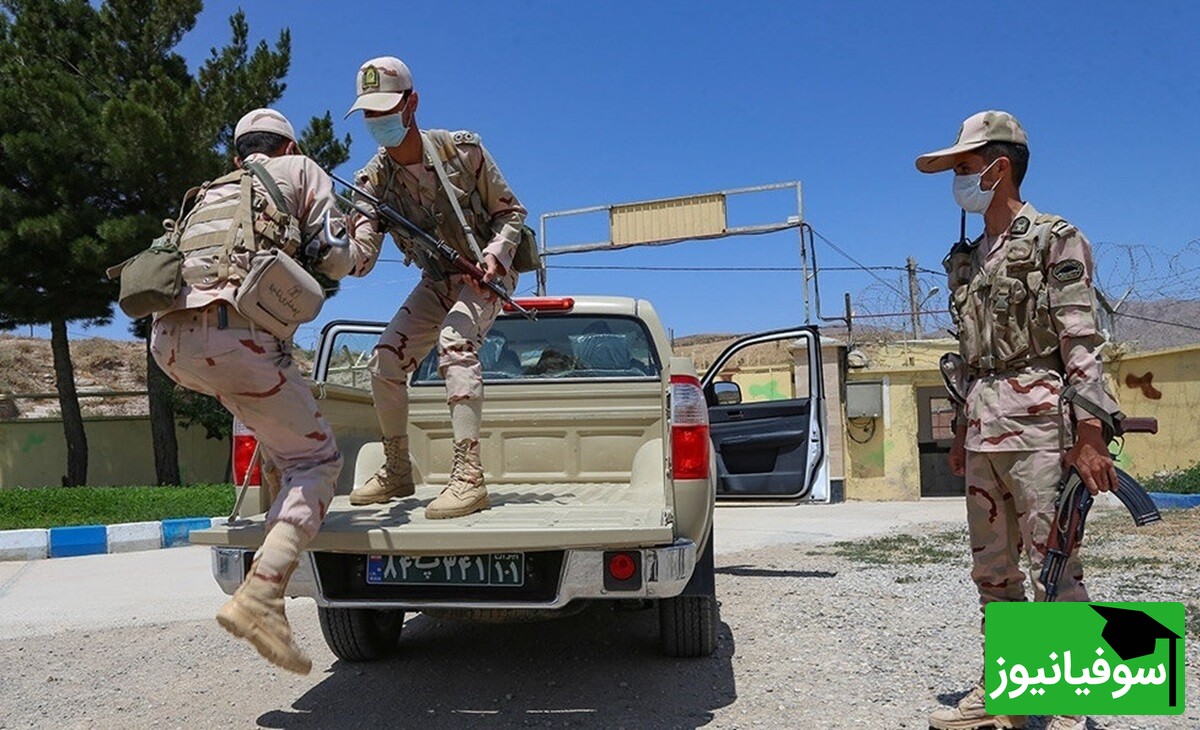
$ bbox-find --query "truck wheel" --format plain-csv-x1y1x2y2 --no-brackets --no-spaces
659,529,718,657
317,607,405,662
658,594,718,657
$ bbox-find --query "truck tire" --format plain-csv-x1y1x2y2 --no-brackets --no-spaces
317,607,405,662
659,528,718,657
659,595,718,657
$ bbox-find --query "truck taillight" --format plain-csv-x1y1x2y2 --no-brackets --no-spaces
670,374,710,480
232,418,261,487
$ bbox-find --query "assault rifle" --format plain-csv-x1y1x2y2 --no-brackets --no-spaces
326,171,535,321
1040,412,1161,601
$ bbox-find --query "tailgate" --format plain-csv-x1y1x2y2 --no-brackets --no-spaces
192,483,672,554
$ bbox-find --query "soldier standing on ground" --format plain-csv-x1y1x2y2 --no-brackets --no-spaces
343,56,527,520
151,109,377,674
916,111,1119,730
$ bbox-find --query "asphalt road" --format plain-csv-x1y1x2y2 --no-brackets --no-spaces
0,500,970,729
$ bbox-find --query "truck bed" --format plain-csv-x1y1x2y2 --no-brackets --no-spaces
191,482,673,554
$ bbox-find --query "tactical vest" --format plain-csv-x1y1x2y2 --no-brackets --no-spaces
173,162,302,287
362,129,491,266
944,213,1074,374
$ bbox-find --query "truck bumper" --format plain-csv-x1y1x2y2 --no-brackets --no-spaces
211,539,697,610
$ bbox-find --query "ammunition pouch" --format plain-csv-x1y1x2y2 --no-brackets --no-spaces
235,248,325,340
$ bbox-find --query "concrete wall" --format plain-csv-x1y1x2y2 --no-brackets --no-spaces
839,339,1200,501
0,417,229,488
1106,343,1200,478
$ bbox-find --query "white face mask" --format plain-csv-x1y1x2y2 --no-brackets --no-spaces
365,108,409,148
952,159,1000,213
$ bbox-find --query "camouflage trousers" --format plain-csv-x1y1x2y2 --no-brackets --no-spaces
966,448,1089,619
151,306,342,541
369,271,516,439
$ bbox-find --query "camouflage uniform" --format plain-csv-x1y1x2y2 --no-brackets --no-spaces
153,148,376,541
920,111,1112,730
948,202,1117,608
150,108,377,674
345,56,526,518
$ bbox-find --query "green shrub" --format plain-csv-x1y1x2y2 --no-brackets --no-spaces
1144,463,1200,495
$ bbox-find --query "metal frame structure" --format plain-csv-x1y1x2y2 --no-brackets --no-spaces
536,181,805,297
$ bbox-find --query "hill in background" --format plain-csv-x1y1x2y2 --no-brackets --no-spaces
3,301,1197,419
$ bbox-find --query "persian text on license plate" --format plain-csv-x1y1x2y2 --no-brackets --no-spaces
366,553,525,586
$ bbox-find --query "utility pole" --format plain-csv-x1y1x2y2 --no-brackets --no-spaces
907,256,921,340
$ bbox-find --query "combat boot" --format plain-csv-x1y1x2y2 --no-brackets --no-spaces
349,435,415,505
1044,717,1086,730
928,684,1026,729
216,559,311,675
425,439,488,519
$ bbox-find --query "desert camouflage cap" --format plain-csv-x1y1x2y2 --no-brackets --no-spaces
345,56,413,118
915,111,1028,173
234,108,297,143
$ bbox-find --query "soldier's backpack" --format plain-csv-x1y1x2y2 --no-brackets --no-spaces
113,161,324,339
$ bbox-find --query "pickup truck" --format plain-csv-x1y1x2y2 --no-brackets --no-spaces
192,296,828,660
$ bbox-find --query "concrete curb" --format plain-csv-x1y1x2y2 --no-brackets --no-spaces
0,517,220,561
0,528,50,561
1149,492,1200,510
107,521,163,553
49,525,107,558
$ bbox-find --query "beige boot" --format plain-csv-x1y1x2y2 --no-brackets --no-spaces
216,559,311,675
928,684,1026,729
349,435,415,505
1044,717,1086,730
425,439,489,519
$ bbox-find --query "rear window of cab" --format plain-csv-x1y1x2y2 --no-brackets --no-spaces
412,315,662,384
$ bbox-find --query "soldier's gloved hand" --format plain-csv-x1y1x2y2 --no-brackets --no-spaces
1064,419,1118,495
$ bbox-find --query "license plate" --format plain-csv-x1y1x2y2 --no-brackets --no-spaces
366,553,525,586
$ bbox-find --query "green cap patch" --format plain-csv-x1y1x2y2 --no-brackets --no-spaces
361,65,380,90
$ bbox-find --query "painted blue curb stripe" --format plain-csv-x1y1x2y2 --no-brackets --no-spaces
161,517,213,548
1149,492,1200,510
48,524,107,558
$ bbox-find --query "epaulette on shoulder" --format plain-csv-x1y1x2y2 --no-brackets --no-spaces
355,152,388,184
1034,212,1076,238
450,129,481,146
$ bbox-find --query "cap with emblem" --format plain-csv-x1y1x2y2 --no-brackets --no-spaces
234,108,297,143
916,110,1028,173
345,56,414,118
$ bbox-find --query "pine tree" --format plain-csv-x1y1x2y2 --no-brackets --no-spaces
0,0,350,485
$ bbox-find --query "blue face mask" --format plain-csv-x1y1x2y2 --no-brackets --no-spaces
365,111,409,148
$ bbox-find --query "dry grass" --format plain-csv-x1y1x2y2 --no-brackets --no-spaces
0,335,147,418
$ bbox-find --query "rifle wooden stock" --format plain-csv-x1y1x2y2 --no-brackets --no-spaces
1118,416,1158,435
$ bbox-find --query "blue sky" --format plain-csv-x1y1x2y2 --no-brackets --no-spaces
53,1,1200,346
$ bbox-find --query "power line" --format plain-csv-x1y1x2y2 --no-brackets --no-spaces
806,226,916,299
546,264,923,273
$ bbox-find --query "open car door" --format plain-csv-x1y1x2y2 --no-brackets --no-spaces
699,327,829,501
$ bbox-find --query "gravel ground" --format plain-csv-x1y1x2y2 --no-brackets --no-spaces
0,507,1195,729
